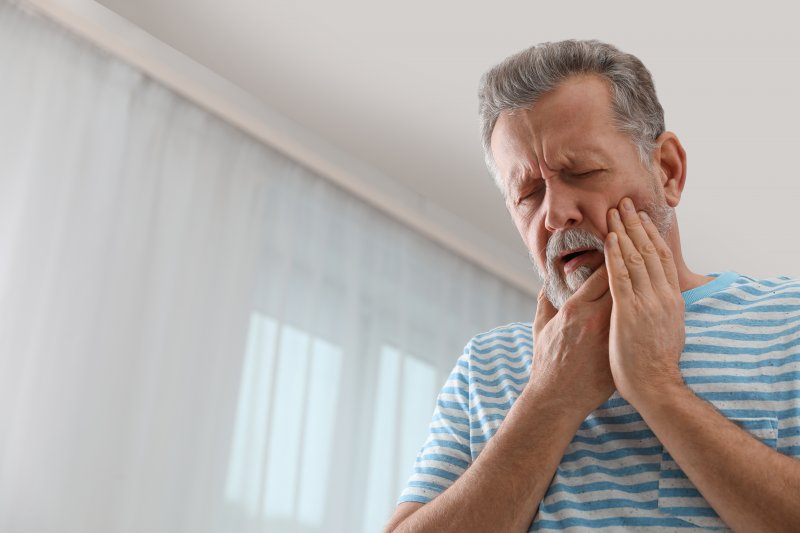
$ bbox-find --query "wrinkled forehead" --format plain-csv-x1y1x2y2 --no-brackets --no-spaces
493,77,615,149
491,108,612,177
490,76,628,186
491,111,535,162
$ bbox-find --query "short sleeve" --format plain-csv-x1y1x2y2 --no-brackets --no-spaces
397,350,473,505
776,298,800,460
777,366,800,459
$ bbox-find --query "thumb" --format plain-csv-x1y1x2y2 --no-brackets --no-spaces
572,265,610,303
533,286,557,337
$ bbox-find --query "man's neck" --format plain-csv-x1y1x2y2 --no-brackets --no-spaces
666,218,714,293
678,270,716,293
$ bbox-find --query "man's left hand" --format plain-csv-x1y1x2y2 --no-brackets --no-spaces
604,197,686,405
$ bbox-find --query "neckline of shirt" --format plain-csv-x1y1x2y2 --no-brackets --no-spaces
681,271,739,306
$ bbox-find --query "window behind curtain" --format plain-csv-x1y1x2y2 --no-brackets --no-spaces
0,3,537,532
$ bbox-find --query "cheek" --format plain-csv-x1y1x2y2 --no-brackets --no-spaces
598,186,654,235
509,211,529,244
584,202,614,238
509,205,538,241
530,215,550,266
598,209,612,236
510,209,548,264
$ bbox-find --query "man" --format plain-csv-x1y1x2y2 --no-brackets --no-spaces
384,40,800,532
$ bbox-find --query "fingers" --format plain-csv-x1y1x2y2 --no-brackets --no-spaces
607,205,652,291
573,264,610,303
637,209,680,290
607,198,668,292
605,231,633,302
533,287,557,337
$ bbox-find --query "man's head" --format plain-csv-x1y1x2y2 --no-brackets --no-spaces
478,40,686,308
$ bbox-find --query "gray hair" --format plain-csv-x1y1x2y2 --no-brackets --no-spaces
478,40,665,192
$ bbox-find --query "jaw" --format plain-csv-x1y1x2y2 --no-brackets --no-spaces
543,249,605,307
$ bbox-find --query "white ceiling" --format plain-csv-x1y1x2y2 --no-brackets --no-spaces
96,0,800,283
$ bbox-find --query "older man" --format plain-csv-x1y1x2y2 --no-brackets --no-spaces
384,40,800,532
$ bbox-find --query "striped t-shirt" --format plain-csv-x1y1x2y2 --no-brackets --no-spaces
399,272,800,531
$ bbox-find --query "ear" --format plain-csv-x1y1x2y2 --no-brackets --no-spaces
652,132,686,208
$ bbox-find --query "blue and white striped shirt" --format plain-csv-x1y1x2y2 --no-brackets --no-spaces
399,272,800,531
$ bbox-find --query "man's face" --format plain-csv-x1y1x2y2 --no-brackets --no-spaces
490,75,672,308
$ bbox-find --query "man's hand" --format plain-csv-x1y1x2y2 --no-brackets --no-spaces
529,266,615,418
604,197,686,405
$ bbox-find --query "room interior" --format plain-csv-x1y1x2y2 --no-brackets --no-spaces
2,1,799,532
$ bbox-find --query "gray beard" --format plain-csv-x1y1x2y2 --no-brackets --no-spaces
531,192,674,309
535,229,604,310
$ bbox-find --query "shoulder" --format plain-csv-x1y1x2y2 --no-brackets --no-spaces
720,274,800,303
691,273,800,304
458,322,532,372
687,273,800,328
729,273,800,288
456,323,532,409
465,322,532,352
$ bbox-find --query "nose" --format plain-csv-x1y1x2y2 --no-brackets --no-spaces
542,177,582,232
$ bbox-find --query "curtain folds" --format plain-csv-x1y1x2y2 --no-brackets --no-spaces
0,2,536,532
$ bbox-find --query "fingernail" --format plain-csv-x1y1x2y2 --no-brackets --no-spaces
639,211,650,222
611,209,620,221
623,198,634,211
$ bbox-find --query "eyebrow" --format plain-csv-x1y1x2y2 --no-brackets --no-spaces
507,167,535,192
564,147,609,165
505,146,609,191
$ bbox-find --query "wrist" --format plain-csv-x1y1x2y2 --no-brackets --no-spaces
522,379,598,428
625,373,689,414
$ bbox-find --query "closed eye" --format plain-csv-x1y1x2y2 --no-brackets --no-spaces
572,169,604,178
573,170,596,177
517,188,544,206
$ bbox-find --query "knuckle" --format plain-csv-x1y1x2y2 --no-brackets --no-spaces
614,268,631,282
642,242,657,255
560,301,576,320
627,252,644,265
658,247,673,260
538,288,549,302
623,219,641,230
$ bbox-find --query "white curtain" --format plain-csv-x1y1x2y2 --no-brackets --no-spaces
0,2,536,533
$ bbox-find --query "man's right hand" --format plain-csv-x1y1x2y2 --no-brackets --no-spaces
386,265,615,533
528,265,615,418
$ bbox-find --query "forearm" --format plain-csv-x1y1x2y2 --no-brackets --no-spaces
635,384,800,532
392,385,584,533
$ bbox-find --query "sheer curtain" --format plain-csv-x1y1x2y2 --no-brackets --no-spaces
0,2,536,533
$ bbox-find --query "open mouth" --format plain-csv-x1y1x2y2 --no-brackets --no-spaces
561,249,591,264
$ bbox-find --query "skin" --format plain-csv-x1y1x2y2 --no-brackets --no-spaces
385,74,800,532
491,74,708,295
604,200,800,532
